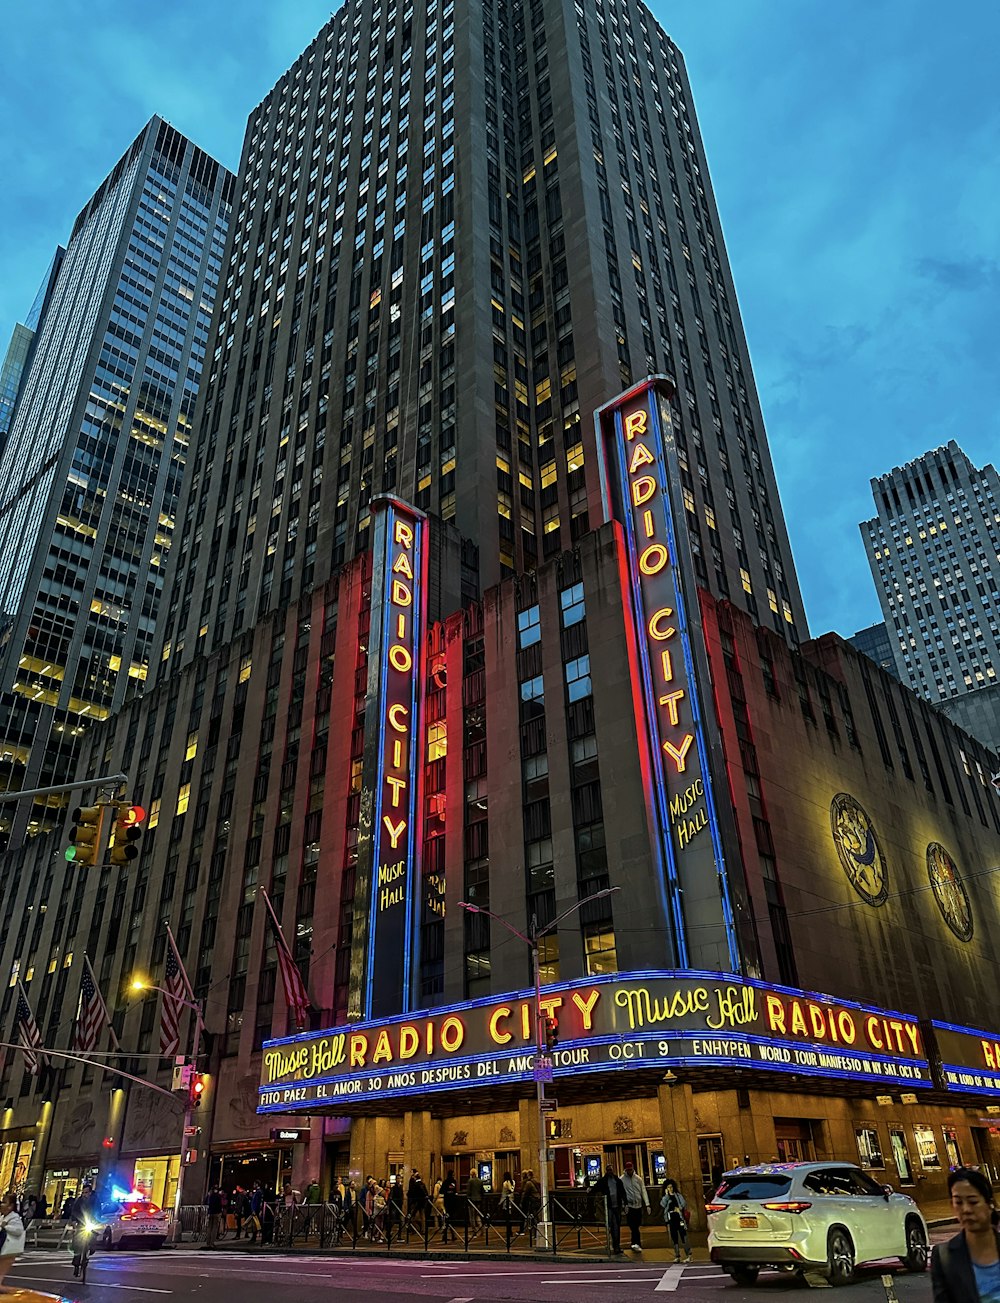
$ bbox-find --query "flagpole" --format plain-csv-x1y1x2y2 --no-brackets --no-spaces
258,886,311,1029
163,926,203,1243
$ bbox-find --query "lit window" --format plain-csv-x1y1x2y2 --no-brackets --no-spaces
147,798,160,830
740,568,752,594
583,926,618,977
427,720,447,761
176,784,191,815
185,732,198,761
239,654,252,683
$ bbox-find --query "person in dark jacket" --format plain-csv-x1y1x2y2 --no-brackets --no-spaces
204,1186,224,1249
440,1171,458,1242
593,1164,627,1255
932,1166,1000,1302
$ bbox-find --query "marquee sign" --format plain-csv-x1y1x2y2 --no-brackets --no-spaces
931,1020,1000,1096
349,495,428,1021
596,377,751,974
258,970,931,1111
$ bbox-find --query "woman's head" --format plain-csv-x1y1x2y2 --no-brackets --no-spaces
949,1167,998,1232
0,1194,13,1214
665,1179,677,1193
502,1171,512,1183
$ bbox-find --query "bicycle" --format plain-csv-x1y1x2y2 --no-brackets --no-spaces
72,1220,98,1282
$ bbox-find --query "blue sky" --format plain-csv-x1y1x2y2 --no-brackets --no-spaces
1,1,997,638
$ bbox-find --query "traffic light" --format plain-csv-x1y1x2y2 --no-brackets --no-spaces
65,805,104,866
109,802,146,866
190,1073,206,1108
544,1014,559,1053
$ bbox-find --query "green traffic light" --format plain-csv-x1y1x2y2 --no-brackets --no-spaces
65,846,77,862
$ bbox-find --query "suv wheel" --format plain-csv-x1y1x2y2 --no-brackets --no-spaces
902,1218,928,1273
827,1228,855,1286
728,1265,759,1286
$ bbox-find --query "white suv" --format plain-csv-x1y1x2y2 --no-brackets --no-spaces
707,1162,928,1286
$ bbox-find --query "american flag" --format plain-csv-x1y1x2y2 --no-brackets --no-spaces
74,955,115,1053
261,888,311,1030
16,983,45,1075
159,931,189,1057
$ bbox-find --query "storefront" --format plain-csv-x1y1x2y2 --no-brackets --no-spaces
42,1164,100,1215
0,1138,34,1196
130,1155,181,1210
208,1141,297,1195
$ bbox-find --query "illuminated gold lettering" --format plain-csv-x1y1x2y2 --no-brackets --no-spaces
572,988,601,1030
660,648,674,682
631,474,657,506
490,1007,512,1045
349,1033,368,1067
397,613,406,639
624,409,647,440
639,543,669,575
399,1025,420,1059
663,734,694,772
538,996,564,1019
658,688,685,726
391,579,413,606
614,984,710,1030
382,815,407,848
394,519,414,547
648,608,676,640
392,551,414,579
392,740,402,767
642,508,655,538
764,994,786,1034
704,985,757,1031
389,644,413,672
386,775,407,806
521,1003,531,1041
628,440,655,472
440,1016,465,1053
388,704,409,732
372,1028,393,1064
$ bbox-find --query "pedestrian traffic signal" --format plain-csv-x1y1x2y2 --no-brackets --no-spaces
109,802,146,866
544,1014,559,1053
546,1118,563,1139
65,805,104,866
190,1073,206,1108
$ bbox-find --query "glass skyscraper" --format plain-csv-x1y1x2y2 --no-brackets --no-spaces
0,118,234,848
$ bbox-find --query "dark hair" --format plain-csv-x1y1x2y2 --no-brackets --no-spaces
949,1167,996,1206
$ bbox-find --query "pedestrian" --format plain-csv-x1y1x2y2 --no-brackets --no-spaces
61,1191,77,1221
406,1171,426,1236
204,1185,224,1249
440,1169,458,1242
260,1184,276,1244
661,1178,691,1263
594,1163,627,1255
388,1176,404,1238
35,1192,49,1221
0,1193,25,1283
465,1168,484,1230
305,1177,320,1207
621,1160,650,1252
247,1182,263,1244
931,1165,1000,1300
520,1169,540,1238
232,1186,248,1239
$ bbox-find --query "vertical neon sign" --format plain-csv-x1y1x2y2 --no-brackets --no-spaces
350,495,428,1021
596,377,750,975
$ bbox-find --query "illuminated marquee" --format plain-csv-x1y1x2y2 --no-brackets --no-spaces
349,496,428,1021
596,377,748,973
932,1019,1000,1096
258,970,931,1110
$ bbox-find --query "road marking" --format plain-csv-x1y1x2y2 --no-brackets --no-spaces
655,1264,685,1290
9,1273,171,1293
447,1297,476,1301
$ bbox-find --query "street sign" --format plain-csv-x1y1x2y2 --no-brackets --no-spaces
183,1149,198,1165
183,1125,202,1138
533,1057,554,1083
539,1098,558,1112
900,1092,918,1105
172,1063,193,1092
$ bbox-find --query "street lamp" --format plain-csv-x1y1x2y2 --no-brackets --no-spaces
458,886,620,1249
131,977,206,1241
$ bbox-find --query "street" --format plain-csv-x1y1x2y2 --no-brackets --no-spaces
4,1246,935,1301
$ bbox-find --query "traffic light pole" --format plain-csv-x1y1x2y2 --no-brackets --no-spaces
531,923,553,1250
0,772,128,803
173,1008,203,1242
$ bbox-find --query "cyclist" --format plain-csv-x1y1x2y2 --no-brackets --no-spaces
67,1182,101,1278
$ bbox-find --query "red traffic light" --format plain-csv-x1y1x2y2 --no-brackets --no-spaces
121,805,146,826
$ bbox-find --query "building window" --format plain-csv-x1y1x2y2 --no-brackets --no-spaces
912,1126,941,1170
427,720,447,761
565,655,591,701
583,925,618,976
517,604,541,647
560,582,585,626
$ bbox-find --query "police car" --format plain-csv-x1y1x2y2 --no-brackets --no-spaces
97,1190,170,1249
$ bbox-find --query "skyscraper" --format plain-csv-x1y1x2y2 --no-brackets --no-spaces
861,441,1000,704
0,118,234,847
0,248,64,448
154,0,805,686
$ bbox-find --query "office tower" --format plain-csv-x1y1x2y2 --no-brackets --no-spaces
0,248,65,446
0,118,234,848
848,621,899,680
861,441,1000,706
155,0,806,685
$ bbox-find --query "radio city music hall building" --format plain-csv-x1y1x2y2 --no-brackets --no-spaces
4,377,996,1214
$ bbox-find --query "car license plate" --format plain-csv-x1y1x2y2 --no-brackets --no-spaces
739,1215,758,1228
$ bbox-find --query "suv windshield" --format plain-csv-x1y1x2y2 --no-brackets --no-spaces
717,1175,793,1200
